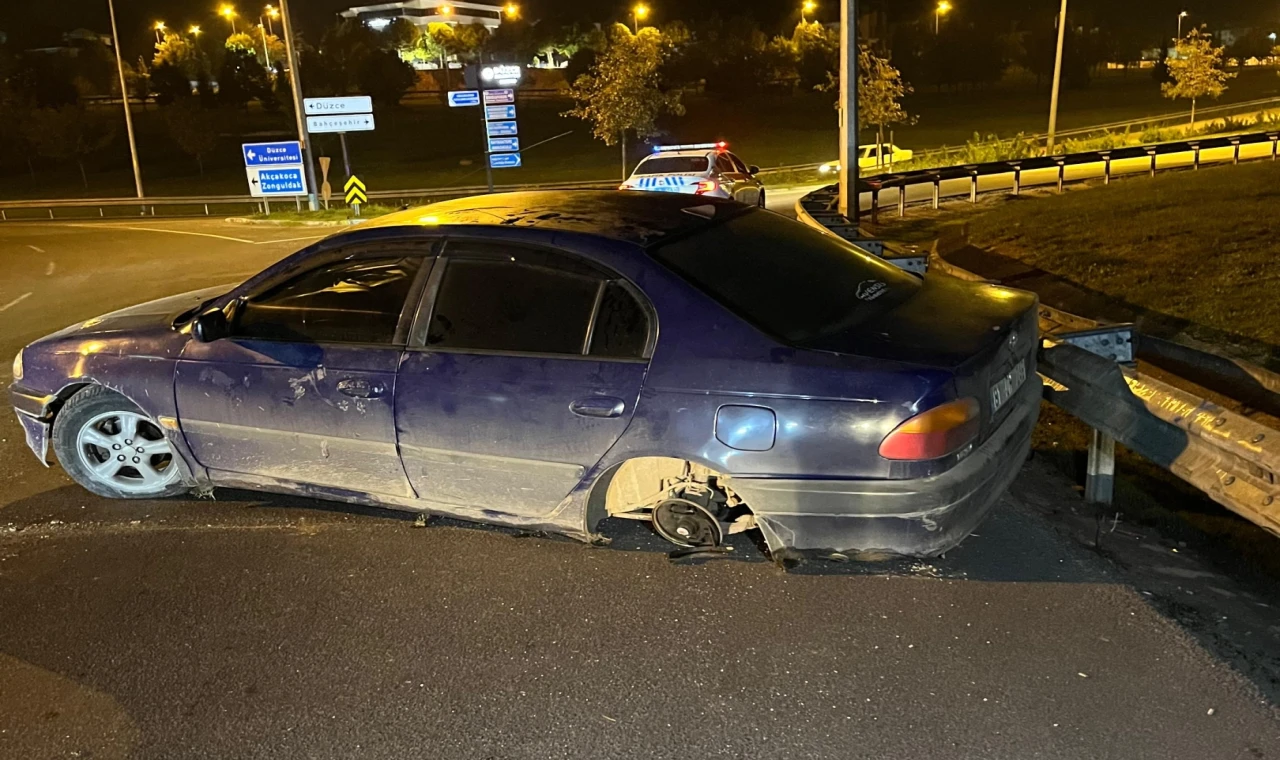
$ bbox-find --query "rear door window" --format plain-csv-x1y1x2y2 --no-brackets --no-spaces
649,207,919,347
424,243,651,359
714,153,736,174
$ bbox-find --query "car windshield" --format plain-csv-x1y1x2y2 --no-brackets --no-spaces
633,156,709,175
649,208,920,346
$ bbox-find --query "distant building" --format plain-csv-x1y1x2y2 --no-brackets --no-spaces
340,1,506,31
24,28,113,57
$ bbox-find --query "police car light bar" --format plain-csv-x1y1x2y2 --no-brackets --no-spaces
652,141,728,153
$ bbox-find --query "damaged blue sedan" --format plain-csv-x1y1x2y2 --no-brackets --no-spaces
9,191,1039,560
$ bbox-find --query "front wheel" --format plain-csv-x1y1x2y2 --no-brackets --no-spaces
52,386,187,499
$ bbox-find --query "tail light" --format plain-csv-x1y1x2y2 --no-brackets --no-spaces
694,179,719,195
878,398,981,461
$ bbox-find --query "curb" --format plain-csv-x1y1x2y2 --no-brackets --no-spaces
224,217,364,228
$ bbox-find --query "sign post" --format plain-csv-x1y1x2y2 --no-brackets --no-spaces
318,156,332,209
304,96,375,210
345,175,368,217
450,66,523,194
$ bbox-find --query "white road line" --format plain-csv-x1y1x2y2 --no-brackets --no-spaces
26,245,45,253
55,223,254,244
45,262,55,275
0,293,32,312
253,235,325,245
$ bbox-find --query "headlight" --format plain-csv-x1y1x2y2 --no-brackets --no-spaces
12,350,22,381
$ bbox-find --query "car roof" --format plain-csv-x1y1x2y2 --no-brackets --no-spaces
640,149,716,159
354,190,746,247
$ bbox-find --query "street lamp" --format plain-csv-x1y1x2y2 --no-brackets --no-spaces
801,0,816,23
1046,0,1068,152
219,4,238,33
106,0,144,200
632,3,649,33
153,21,166,43
1177,10,1188,39
189,24,202,36
504,3,518,19
440,5,452,16
257,22,272,69
934,0,951,35
264,4,279,35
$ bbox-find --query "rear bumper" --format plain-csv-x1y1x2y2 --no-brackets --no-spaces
733,378,1041,559
10,384,55,466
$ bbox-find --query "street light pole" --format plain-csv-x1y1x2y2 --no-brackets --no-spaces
107,0,144,200
1046,0,1068,153
279,0,319,211
1177,11,1188,40
838,0,858,220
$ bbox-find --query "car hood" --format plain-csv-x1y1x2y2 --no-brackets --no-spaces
46,284,233,341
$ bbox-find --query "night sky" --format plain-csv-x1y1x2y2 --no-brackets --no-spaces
0,0,1268,57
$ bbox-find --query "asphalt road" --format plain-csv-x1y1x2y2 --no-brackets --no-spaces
0,220,1278,759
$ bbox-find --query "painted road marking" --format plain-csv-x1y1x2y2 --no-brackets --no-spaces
0,293,32,312
57,223,255,244
253,235,325,246
26,245,44,253
45,262,55,275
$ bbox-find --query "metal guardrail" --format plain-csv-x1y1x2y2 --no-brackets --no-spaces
793,149,1280,539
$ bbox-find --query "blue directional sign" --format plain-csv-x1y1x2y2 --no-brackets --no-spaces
485,104,517,121
488,137,520,153
448,90,481,107
483,88,516,105
489,152,522,169
242,141,302,167
486,120,518,137
247,166,307,196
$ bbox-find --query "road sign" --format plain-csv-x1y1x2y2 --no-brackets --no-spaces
247,167,308,196
242,141,302,167
304,96,373,116
487,137,520,153
344,175,368,205
486,120,518,137
483,88,515,105
448,90,481,107
319,157,332,204
489,153,522,169
485,104,516,121
306,114,376,134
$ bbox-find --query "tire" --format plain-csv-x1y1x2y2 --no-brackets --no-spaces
51,386,188,500
757,190,766,208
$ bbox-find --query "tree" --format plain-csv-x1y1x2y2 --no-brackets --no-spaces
792,21,839,90
164,100,219,175
151,62,192,105
23,106,117,190
153,31,206,80
564,25,685,179
857,46,914,165
10,54,79,107
357,49,416,106
218,47,271,109
384,18,419,53
1162,27,1234,128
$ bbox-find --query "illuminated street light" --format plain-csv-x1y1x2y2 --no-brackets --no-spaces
106,0,144,200
1177,10,1188,39
440,4,453,16
504,3,518,19
264,4,279,35
632,3,649,33
934,0,952,35
801,0,816,23
189,24,202,36
219,4,238,33
153,21,166,43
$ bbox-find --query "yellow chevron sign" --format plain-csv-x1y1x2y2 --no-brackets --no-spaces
344,175,367,205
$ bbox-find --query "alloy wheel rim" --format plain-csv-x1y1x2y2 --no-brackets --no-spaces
76,411,178,494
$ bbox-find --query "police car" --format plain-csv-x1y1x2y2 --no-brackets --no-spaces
620,142,767,206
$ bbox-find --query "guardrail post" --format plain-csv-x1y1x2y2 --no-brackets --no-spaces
1230,137,1241,165
1099,151,1112,185
1190,141,1201,170
1008,162,1022,195
966,167,978,203
98,208,104,218
1146,147,1158,177
932,174,941,209
1085,429,1116,504
896,186,906,217
1270,133,1279,161
869,185,880,225
1055,157,1066,193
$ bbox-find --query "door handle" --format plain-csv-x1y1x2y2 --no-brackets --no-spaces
337,378,385,399
569,397,626,419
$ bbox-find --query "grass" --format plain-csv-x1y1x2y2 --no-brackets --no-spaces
5,67,1280,201
966,159,1280,346
252,203,399,223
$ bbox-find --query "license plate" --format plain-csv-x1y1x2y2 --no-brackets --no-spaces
990,360,1028,415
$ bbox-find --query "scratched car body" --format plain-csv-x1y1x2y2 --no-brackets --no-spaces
9,191,1040,559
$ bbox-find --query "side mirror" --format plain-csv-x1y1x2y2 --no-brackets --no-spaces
192,310,229,342
748,165,760,175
